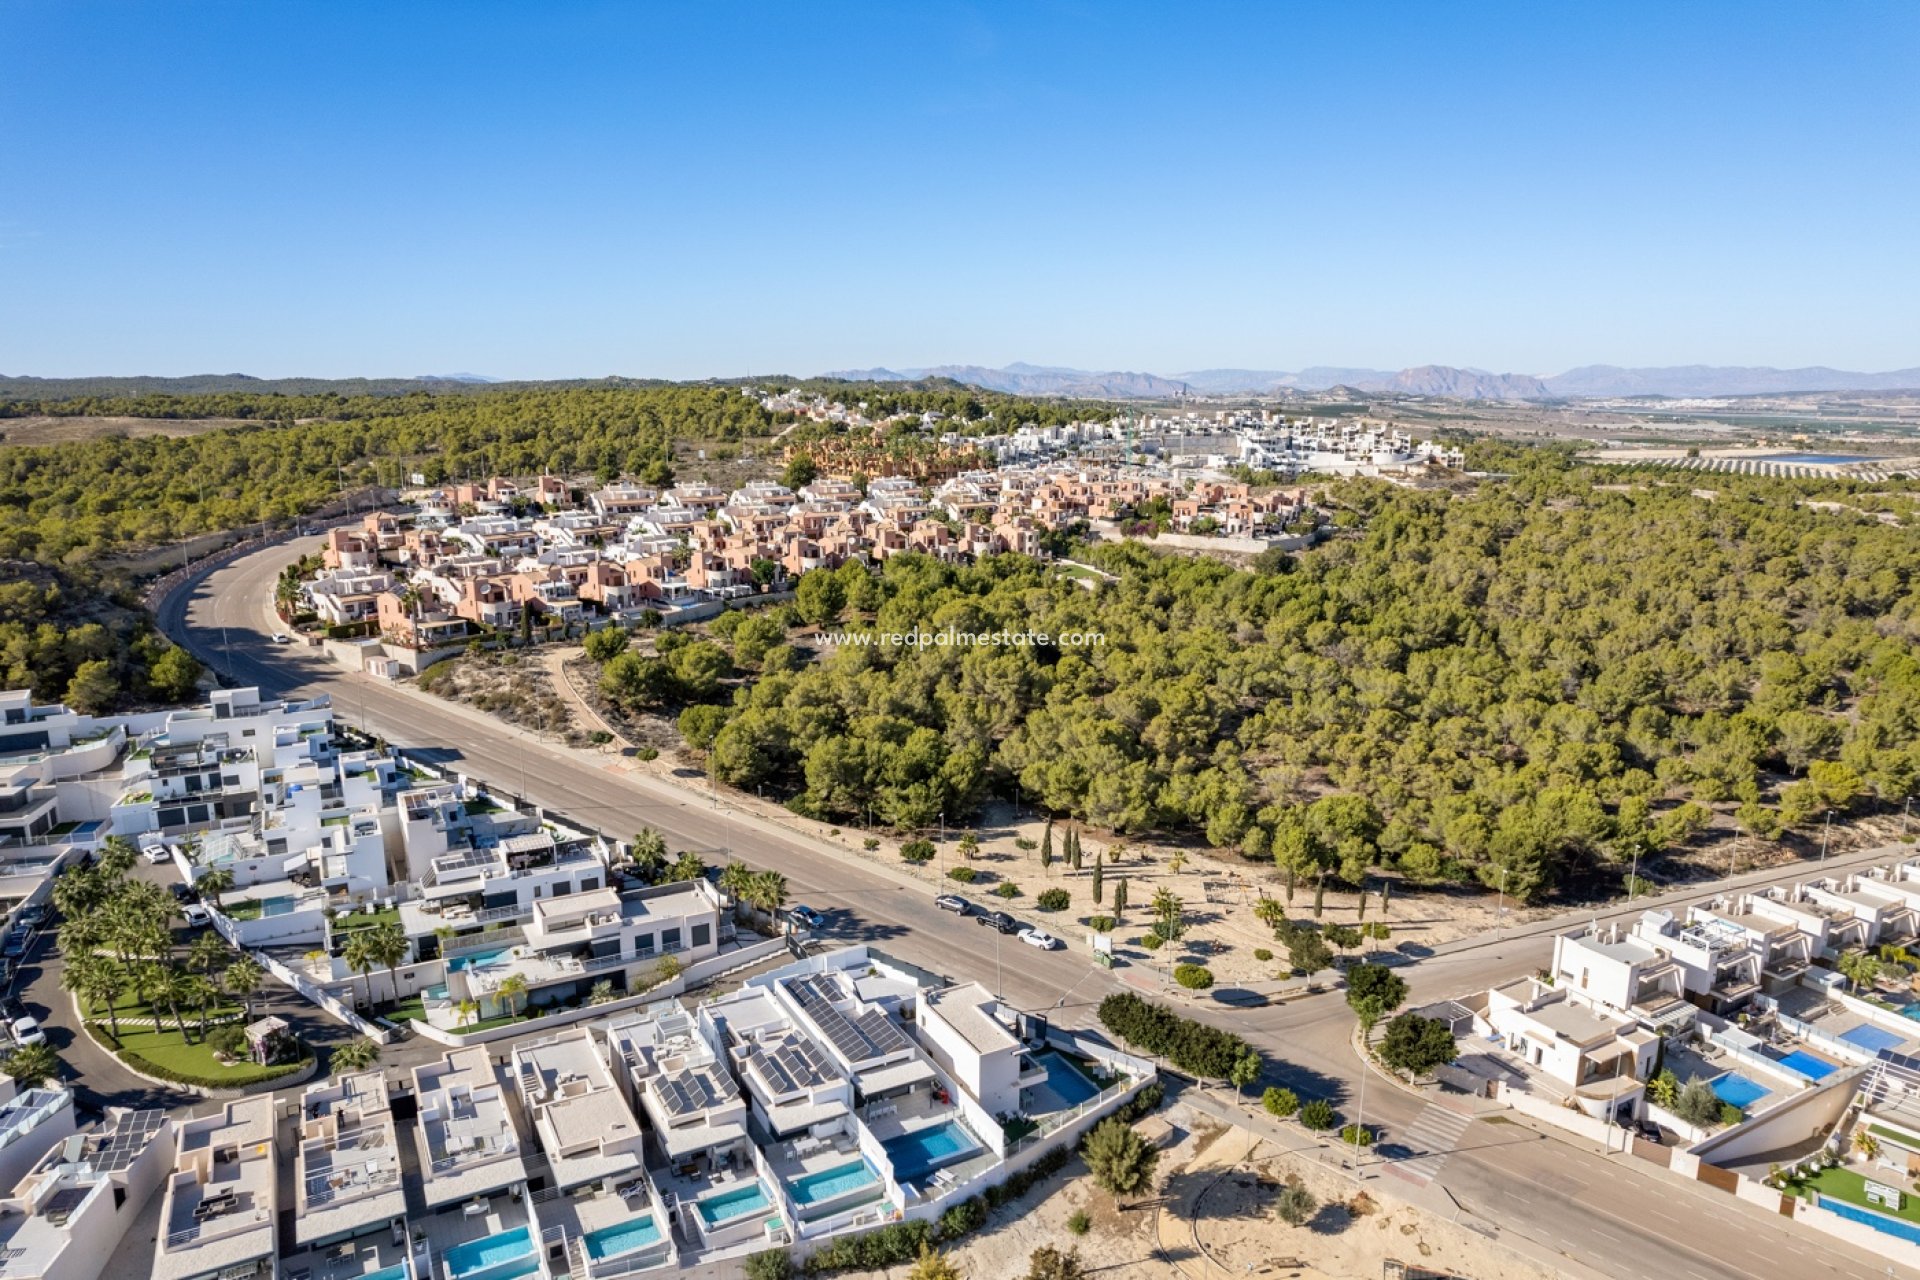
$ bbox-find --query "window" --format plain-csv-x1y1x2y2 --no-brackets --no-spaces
662,927,682,953
691,923,710,949
634,933,654,955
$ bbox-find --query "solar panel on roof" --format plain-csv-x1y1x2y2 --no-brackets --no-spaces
789,974,910,1063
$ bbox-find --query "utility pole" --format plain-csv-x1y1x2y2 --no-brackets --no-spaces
1821,810,1833,863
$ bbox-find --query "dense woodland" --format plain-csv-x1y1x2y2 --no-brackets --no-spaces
629,449,1920,902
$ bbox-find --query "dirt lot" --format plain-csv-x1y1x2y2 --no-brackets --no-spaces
416,649,587,745
0,415,254,447
939,1103,1551,1280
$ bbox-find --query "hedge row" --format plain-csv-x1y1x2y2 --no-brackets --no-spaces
1096,992,1253,1079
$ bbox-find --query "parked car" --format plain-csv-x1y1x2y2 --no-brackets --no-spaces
1635,1119,1663,1144
1017,927,1061,951
270,633,291,644
167,882,196,902
0,998,27,1025
789,905,825,930
933,894,973,915
15,905,45,929
9,1017,45,1047
1,931,29,960
978,910,1021,935
141,841,173,865
181,904,213,928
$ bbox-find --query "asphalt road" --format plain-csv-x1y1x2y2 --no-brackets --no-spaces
151,534,1917,1280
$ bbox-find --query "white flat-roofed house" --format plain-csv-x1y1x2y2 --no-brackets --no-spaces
151,1097,277,1280
918,983,1043,1120
608,1004,750,1167
1485,978,1656,1120
0,1109,173,1280
701,987,854,1140
412,1047,525,1209
0,1085,76,1196
511,1031,646,1191
293,1069,408,1250
774,968,934,1103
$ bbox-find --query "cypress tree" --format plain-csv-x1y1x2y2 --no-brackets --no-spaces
1040,821,1054,875
1113,876,1129,920
1313,877,1325,919
1092,851,1105,905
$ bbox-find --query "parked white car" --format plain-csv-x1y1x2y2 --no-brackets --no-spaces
9,1017,45,1047
181,904,213,927
1018,927,1061,951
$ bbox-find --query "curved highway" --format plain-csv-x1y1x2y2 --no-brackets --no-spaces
156,535,1906,1280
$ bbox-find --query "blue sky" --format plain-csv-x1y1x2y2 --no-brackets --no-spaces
3,1,1916,380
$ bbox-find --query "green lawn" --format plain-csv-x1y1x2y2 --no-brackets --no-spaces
387,994,427,1023
88,1021,303,1087
89,991,241,1022
222,900,263,921
332,907,401,934
1804,1167,1920,1224
1869,1123,1920,1152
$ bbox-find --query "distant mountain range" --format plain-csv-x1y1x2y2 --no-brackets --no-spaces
830,362,1920,400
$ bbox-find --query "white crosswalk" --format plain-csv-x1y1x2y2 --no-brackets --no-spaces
1387,1103,1475,1185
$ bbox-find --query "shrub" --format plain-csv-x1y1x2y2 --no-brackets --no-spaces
1082,1118,1157,1196
1261,1086,1299,1119
1025,1245,1086,1280
1038,888,1070,911
746,1250,793,1280
864,838,880,851
1719,1102,1745,1129
1066,1210,1091,1236
1275,1183,1317,1227
1298,1099,1337,1131
802,1220,935,1275
902,839,936,863
1378,1013,1457,1076
947,867,977,883
1088,915,1115,933
634,746,658,761
207,1025,247,1058
1673,1077,1723,1128
1140,934,1165,951
1174,964,1214,990
936,1195,987,1239
1254,948,1273,962
1095,993,1258,1081
1340,1123,1374,1146
994,882,1021,898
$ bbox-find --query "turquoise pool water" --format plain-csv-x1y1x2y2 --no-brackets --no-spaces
442,1226,532,1279
260,895,297,917
1818,1196,1920,1245
883,1120,978,1183
1774,1049,1836,1080
585,1215,661,1258
1711,1073,1771,1110
1034,1049,1102,1107
697,1181,773,1226
448,947,513,973
1759,453,1863,465
787,1159,880,1207
363,1267,409,1280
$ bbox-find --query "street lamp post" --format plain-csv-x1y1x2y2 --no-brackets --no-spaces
1821,810,1833,863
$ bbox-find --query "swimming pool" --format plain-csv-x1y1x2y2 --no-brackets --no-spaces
883,1120,980,1183
259,895,298,917
1843,1024,1906,1053
362,1267,409,1280
697,1181,773,1226
1758,453,1863,466
787,1159,880,1207
584,1215,661,1259
1817,1195,1920,1245
1774,1049,1837,1081
442,1226,534,1280
1711,1073,1771,1110
448,947,513,973
1034,1049,1103,1107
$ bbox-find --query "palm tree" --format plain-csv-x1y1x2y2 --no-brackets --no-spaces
221,957,264,1016
342,932,380,1011
195,865,236,907
147,964,191,1039
456,998,479,1028
718,862,753,917
1,1043,59,1089
63,954,125,1037
331,1037,382,1075
97,837,137,878
179,973,220,1041
496,973,529,1020
749,870,789,929
361,922,409,1012
187,933,228,977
